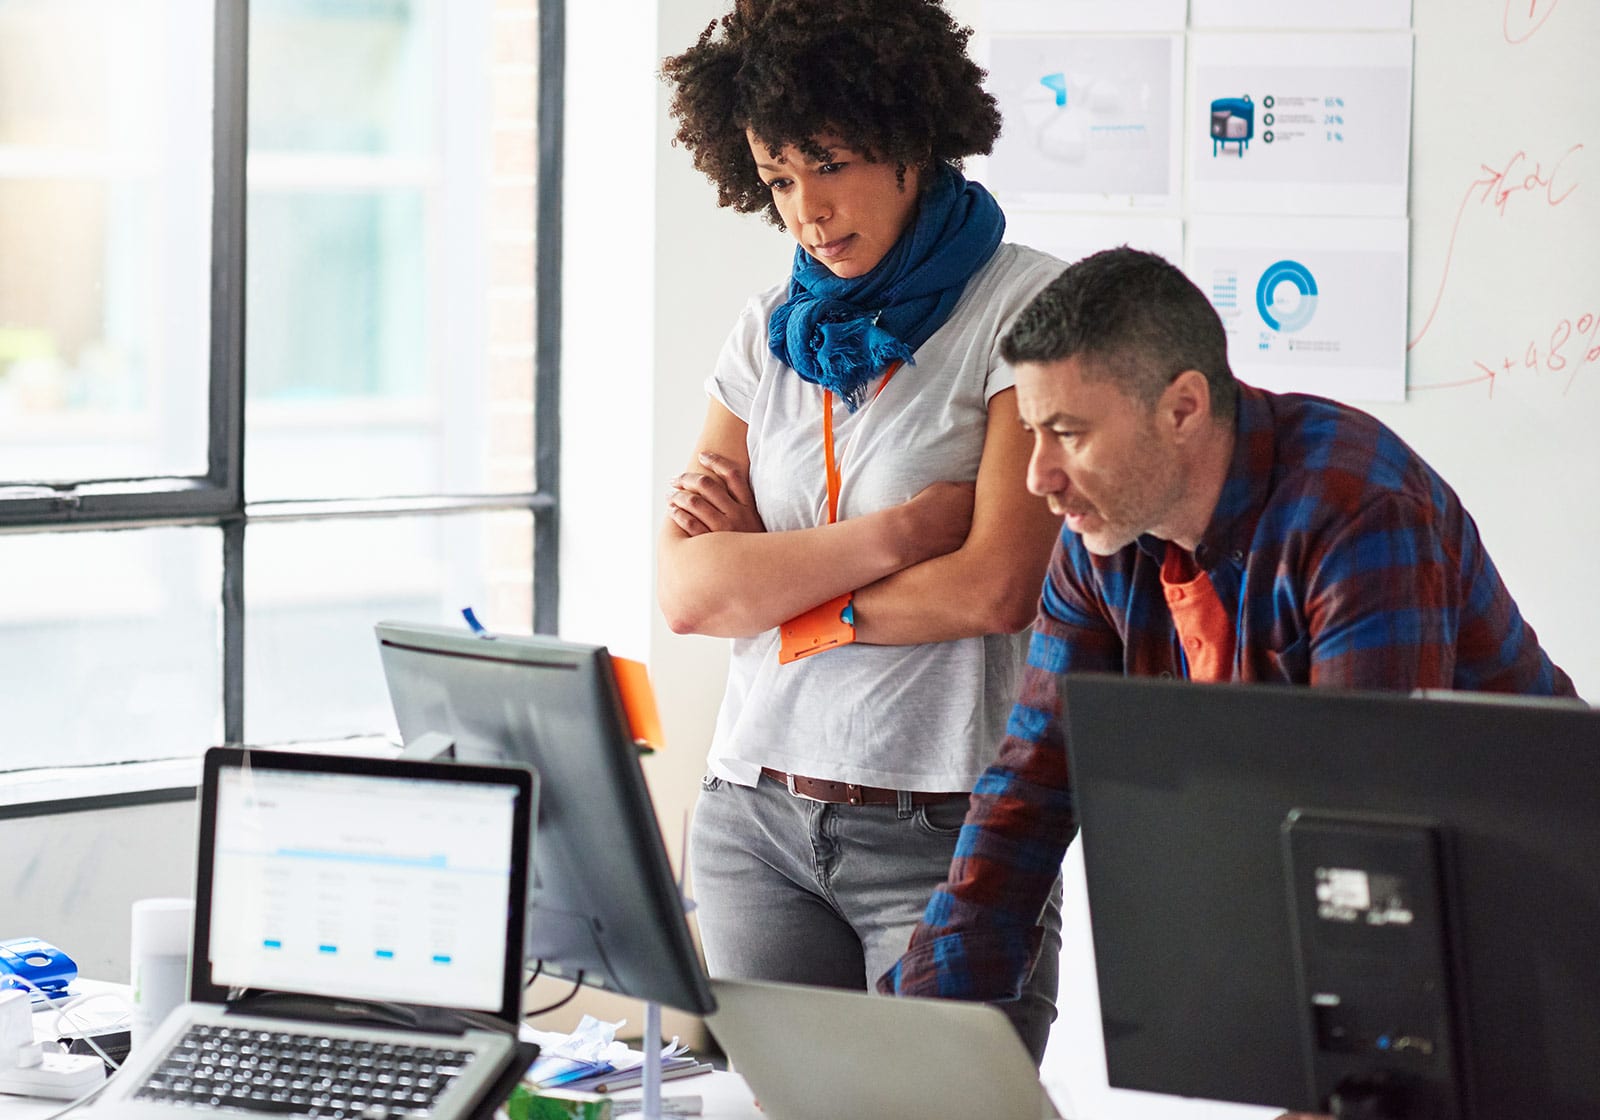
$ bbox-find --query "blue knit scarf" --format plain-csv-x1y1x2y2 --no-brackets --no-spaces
767,164,1005,411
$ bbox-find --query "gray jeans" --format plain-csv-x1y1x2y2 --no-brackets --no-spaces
689,770,1063,1065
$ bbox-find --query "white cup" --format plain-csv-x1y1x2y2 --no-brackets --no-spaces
130,898,193,1053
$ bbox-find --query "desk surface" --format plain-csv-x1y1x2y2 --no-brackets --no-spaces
2,1076,761,1120
605,1072,761,1119
2,984,763,1120
0,1074,762,1120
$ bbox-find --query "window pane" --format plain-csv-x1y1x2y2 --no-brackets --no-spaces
0,528,223,771
244,0,537,502
249,0,434,157
244,510,534,744
0,0,213,483
247,190,427,403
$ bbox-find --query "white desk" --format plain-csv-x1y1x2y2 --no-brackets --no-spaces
0,1065,762,1120
604,1071,761,1119
0,1084,761,1120
3,907,1295,1120
0,986,764,1120
0,1092,64,1120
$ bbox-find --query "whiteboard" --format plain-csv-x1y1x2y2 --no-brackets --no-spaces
1374,0,1600,698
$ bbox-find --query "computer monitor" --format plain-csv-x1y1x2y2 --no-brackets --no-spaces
1061,675,1599,1120
374,621,715,1016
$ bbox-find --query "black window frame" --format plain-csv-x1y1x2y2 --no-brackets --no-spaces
0,0,563,747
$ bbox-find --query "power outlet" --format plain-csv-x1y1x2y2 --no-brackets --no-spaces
0,1049,106,1100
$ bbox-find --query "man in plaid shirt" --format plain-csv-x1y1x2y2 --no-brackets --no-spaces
881,247,1576,1013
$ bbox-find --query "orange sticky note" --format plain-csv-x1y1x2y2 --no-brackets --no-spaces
612,656,665,752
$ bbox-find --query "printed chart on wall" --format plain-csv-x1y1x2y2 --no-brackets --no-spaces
982,0,1185,33
1006,212,1183,267
1189,0,1412,29
985,33,1182,211
1190,33,1413,215
1188,216,1408,401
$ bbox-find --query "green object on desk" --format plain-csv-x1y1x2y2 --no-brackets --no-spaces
507,1083,614,1120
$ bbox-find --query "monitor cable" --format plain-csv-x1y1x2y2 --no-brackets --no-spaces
523,969,585,1019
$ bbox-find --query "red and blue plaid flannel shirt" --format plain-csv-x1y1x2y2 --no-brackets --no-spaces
882,384,1576,1003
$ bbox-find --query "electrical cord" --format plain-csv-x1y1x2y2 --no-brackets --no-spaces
522,960,544,991
523,970,585,1019
0,975,125,1118
1,974,130,1072
51,991,130,1072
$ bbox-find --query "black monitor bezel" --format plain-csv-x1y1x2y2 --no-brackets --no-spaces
190,745,533,1027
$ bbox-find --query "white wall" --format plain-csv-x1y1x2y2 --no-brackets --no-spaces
0,798,198,983
556,0,662,662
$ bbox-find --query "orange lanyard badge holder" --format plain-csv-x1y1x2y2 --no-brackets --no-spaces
777,362,901,665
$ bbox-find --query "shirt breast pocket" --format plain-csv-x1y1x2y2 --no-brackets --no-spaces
1260,634,1310,683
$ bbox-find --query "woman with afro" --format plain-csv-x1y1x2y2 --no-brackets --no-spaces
657,0,1063,1061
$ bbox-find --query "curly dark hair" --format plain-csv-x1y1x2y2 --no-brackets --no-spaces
661,0,1001,226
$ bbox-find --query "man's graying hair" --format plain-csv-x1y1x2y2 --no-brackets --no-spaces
1000,247,1239,421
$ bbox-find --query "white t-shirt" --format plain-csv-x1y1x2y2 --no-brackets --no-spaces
703,242,1064,792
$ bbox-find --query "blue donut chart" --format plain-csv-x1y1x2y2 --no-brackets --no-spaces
1255,259,1318,333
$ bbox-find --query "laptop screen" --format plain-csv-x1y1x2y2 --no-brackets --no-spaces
199,755,525,1016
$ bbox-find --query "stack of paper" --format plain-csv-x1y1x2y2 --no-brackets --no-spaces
524,1016,712,1095
553,1055,712,1094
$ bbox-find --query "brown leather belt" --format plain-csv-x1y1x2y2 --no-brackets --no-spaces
760,767,967,807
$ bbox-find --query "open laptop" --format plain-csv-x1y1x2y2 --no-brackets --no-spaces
706,978,1062,1120
87,747,538,1120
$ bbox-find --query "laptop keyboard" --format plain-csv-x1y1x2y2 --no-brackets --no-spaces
133,1024,477,1119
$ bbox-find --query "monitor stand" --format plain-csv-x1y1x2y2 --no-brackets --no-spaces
399,731,456,761
640,999,663,1120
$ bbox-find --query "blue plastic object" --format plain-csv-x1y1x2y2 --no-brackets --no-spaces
0,937,78,1003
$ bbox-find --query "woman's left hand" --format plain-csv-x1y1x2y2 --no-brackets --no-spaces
667,450,766,536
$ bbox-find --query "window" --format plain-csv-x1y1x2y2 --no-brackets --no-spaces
0,0,561,771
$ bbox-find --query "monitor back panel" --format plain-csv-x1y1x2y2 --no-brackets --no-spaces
1063,677,1600,1116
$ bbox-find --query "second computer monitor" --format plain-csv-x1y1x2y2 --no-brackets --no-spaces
375,621,715,1016
1063,676,1599,1118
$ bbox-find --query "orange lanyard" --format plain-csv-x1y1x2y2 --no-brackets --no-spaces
822,361,901,524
